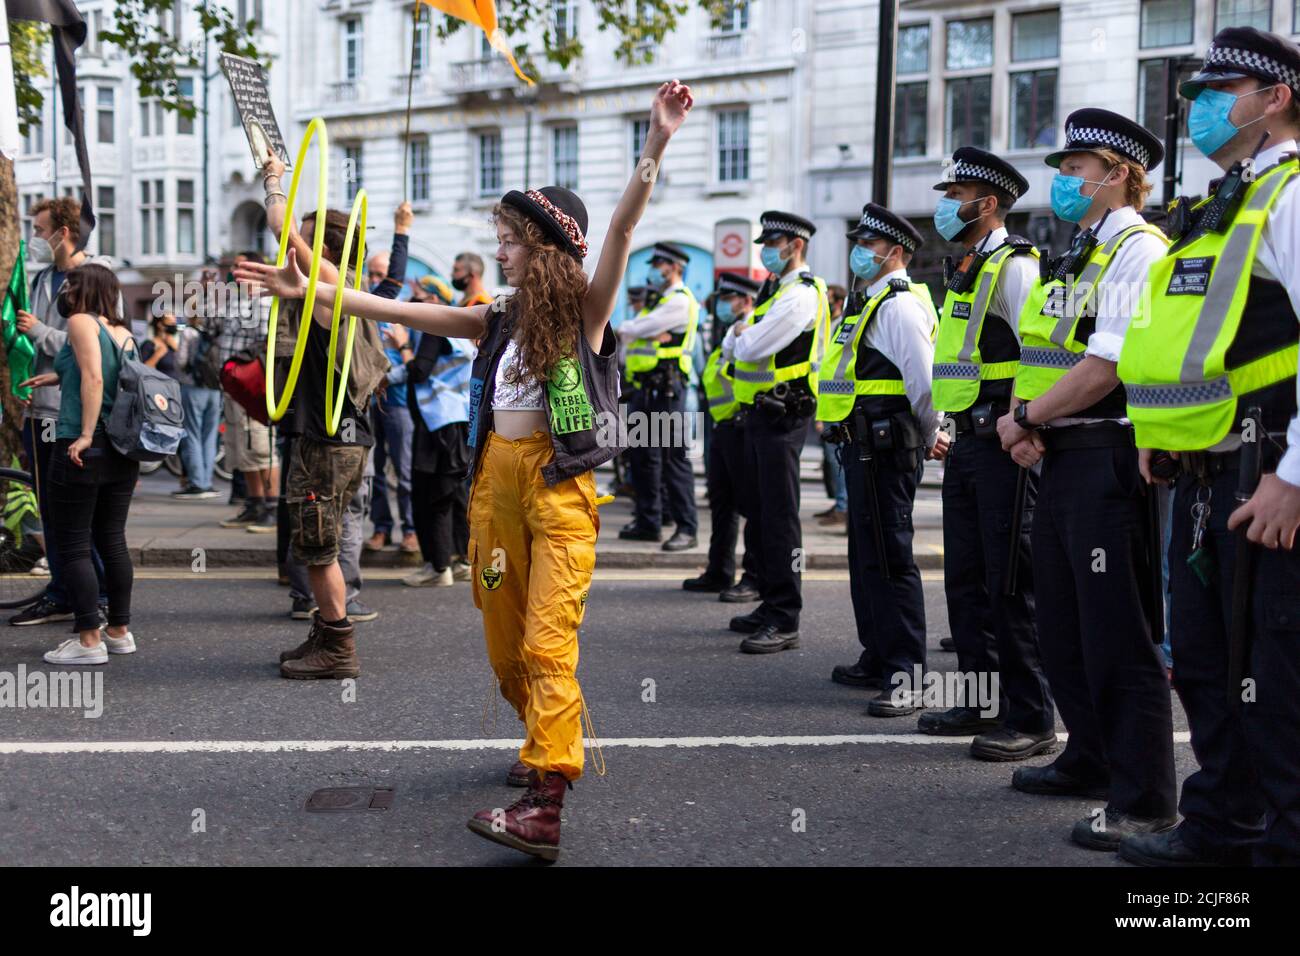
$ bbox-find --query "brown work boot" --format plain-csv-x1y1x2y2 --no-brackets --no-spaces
279,611,325,664
280,617,360,679
363,531,389,551
467,770,570,862
506,760,530,787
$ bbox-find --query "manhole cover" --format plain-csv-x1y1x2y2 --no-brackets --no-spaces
305,787,394,812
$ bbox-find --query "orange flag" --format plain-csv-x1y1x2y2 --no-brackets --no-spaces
418,0,535,85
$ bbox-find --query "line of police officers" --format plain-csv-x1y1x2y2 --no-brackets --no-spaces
620,26,1300,866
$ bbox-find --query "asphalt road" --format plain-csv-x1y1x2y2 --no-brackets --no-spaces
0,569,1196,867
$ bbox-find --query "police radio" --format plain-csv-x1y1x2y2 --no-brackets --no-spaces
945,247,990,295
1046,224,1100,284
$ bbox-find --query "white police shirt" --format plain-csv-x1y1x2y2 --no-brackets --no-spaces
860,268,941,448
975,225,1039,340
616,281,691,341
721,268,819,364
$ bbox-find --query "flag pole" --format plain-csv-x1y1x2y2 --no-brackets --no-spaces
401,4,422,203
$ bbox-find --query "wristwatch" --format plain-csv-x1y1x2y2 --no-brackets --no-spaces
1014,402,1037,431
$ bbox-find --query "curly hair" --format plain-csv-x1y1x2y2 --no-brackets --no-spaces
1092,147,1154,210
492,202,589,385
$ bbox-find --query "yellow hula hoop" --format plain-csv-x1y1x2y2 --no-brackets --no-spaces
325,188,367,437
265,116,329,422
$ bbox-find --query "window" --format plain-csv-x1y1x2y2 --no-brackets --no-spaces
552,125,579,190
1139,58,1198,137
66,85,83,145
409,138,431,202
97,186,116,258
1140,0,1194,47
945,76,992,151
238,0,264,26
139,99,163,137
717,108,750,183
177,78,195,135
96,87,114,143
412,6,430,74
22,121,42,155
21,193,44,247
630,117,651,172
1012,10,1059,61
1216,0,1272,30
84,9,103,56
480,30,494,58
1010,70,1058,149
343,17,363,81
343,144,363,202
894,81,928,157
553,0,580,43
140,179,165,255
478,132,502,196
946,18,993,70
232,95,241,128
717,0,750,33
177,180,195,255
898,24,930,74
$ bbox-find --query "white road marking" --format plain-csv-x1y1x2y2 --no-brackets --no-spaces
0,732,1192,755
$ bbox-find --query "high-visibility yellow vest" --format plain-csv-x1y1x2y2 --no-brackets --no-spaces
815,278,937,423
932,241,1038,413
1119,159,1300,451
702,345,738,423
732,272,829,405
1014,221,1168,401
625,285,701,377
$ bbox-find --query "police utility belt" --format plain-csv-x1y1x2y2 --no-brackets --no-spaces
825,403,925,470
634,363,684,400
948,401,1006,440
1151,432,1289,483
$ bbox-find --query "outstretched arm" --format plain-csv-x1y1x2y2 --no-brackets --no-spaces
234,249,489,340
260,147,342,289
582,80,693,347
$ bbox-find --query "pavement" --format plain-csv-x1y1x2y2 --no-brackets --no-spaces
125,445,946,570
0,567,1195,867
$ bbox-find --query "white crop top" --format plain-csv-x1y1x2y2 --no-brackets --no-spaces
491,338,544,411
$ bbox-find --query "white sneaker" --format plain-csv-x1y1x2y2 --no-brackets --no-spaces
101,629,137,655
403,563,453,587
451,560,472,583
29,556,49,576
43,638,108,665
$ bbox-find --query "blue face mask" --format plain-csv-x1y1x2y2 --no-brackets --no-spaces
715,299,734,322
1188,85,1277,158
933,196,980,241
760,244,787,275
646,269,668,290
849,245,883,281
1050,168,1114,223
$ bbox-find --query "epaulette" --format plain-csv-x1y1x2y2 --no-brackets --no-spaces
1002,235,1035,253
888,277,910,293
798,272,818,287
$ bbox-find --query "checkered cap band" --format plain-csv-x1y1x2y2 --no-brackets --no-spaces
1064,124,1150,168
950,160,1021,196
762,217,813,241
718,276,755,296
856,214,916,252
1205,42,1300,91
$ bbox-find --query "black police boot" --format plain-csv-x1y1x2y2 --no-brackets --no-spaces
1012,762,1109,800
618,521,661,542
1071,811,1178,852
866,689,920,718
662,530,698,552
739,624,799,654
831,663,883,689
1118,823,1253,867
917,706,1001,737
970,727,1058,761
729,609,767,634
719,580,760,603
682,573,729,593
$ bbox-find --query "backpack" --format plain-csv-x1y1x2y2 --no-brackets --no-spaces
187,326,224,390
106,333,186,461
221,348,269,425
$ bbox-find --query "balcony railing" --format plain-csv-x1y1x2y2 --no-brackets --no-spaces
390,71,439,98
451,57,581,93
328,80,361,102
701,32,754,60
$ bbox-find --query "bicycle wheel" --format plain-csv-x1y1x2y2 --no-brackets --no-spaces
139,459,163,475
0,467,51,609
163,453,183,477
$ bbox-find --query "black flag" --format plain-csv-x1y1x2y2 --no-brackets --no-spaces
6,0,94,250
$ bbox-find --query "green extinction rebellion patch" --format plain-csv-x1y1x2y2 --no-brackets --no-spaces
479,566,503,591
547,357,595,436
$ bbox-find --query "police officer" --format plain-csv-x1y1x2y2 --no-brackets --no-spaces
725,212,829,653
1117,27,1300,867
822,204,947,715
684,272,763,601
921,148,1057,759
618,242,700,551
995,109,1177,850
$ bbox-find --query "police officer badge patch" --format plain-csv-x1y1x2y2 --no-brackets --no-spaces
1167,256,1215,296
479,566,504,591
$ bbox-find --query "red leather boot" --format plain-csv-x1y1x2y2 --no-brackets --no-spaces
468,769,570,862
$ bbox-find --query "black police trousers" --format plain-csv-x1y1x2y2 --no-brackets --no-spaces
941,432,1054,733
843,445,926,685
739,409,807,632
705,417,759,587
628,381,698,535
1034,441,1176,819
1169,464,1300,864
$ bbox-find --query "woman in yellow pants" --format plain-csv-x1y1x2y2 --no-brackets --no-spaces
239,81,694,861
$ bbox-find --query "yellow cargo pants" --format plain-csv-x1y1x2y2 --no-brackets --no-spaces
468,431,599,781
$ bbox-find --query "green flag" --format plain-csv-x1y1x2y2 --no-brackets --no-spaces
3,242,37,401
